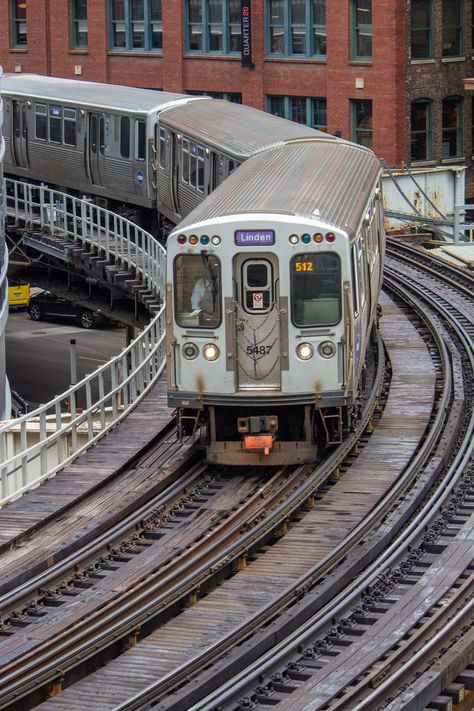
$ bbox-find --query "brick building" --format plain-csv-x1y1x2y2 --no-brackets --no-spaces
0,1,473,195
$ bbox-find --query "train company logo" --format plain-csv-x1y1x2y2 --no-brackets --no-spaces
136,169,144,185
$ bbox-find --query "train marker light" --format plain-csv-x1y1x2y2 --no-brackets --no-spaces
301,233,311,244
289,234,299,245
325,232,336,243
200,235,210,245
182,342,199,359
189,234,199,245
296,342,314,360
203,344,220,361
177,234,187,245
313,233,324,243
319,341,337,359
211,235,221,246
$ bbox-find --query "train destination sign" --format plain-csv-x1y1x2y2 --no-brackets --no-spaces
235,230,275,246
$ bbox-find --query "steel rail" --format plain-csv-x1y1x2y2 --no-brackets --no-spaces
189,260,473,711
111,314,454,710
0,334,386,709
0,450,203,610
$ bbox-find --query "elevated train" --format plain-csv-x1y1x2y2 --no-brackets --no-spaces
1,74,323,231
1,75,385,464
167,139,385,465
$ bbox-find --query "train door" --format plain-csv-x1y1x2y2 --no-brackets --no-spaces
11,100,29,169
234,253,281,391
88,113,105,185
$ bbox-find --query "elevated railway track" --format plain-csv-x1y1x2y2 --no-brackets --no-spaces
0,183,472,710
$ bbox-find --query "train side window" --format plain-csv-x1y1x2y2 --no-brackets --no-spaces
135,119,146,161
49,106,62,144
182,138,190,183
227,159,240,176
35,104,47,141
174,254,221,329
120,117,130,159
158,127,166,169
357,244,366,306
197,146,205,193
64,109,77,147
351,244,360,315
291,253,341,326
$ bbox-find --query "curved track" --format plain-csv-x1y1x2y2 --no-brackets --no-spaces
1,243,472,711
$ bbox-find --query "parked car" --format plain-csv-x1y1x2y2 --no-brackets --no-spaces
27,291,111,329
8,277,31,309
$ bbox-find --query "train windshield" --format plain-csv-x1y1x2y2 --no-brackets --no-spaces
291,253,341,326
174,253,221,328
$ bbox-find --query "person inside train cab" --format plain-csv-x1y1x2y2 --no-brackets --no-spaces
190,276,215,320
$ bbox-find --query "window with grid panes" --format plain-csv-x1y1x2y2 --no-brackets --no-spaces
109,0,162,50
186,0,241,54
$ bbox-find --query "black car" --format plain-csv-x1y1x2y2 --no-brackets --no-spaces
27,291,110,329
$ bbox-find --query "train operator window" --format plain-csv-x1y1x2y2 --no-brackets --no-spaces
64,109,77,147
35,104,47,141
174,254,221,329
242,260,273,313
49,106,62,144
291,253,341,326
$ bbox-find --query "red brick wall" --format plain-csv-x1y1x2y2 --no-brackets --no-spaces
1,0,472,189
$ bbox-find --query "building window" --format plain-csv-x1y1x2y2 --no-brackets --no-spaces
411,0,432,59
351,0,372,60
11,0,27,47
266,95,327,131
442,0,463,57
186,0,241,54
71,0,88,48
442,97,463,158
411,99,433,162
109,0,162,51
267,0,326,57
351,99,372,148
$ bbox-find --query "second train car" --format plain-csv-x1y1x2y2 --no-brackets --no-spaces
166,137,385,465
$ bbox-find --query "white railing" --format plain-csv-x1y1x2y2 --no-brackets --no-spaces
5,178,166,297
1,179,168,506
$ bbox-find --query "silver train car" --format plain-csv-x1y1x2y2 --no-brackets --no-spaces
167,138,385,465
1,74,324,232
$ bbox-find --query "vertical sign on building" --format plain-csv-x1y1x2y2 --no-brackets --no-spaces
241,1,254,68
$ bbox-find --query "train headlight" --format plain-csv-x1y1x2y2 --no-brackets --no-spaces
211,235,221,246
318,341,337,359
182,342,199,360
289,234,299,245
203,343,220,361
296,342,314,361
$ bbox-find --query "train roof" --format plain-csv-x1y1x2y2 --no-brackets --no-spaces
1,74,196,114
176,139,383,239
159,99,330,159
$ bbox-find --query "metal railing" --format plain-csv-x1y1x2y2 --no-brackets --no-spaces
1,179,167,507
5,178,166,297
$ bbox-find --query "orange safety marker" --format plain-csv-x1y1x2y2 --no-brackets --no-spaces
244,435,273,454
